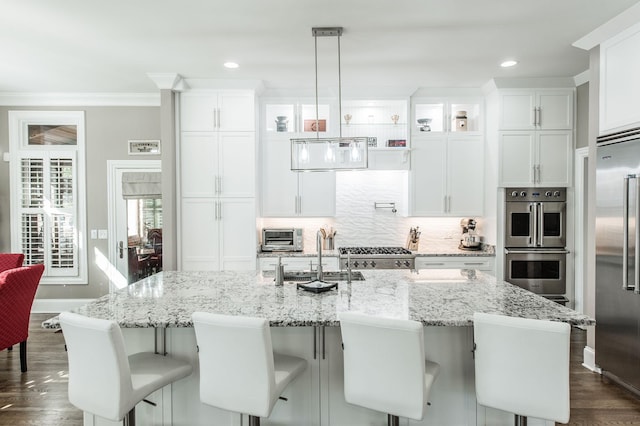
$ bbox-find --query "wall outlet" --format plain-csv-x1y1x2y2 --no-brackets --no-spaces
90,229,98,239
98,229,108,239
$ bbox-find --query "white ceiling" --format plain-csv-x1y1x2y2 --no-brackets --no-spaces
1,0,639,94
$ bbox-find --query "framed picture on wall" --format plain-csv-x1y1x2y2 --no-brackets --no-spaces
128,140,161,155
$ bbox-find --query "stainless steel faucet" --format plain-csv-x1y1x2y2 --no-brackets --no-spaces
316,229,324,281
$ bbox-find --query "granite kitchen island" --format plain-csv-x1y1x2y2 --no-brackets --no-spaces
74,269,593,426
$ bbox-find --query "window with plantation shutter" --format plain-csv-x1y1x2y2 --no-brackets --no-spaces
9,111,87,284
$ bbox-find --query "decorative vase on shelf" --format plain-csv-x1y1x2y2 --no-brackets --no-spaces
275,116,288,132
391,114,399,124
344,114,352,125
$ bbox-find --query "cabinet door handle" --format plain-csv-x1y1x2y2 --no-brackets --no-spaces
217,108,221,129
218,201,222,221
218,175,222,194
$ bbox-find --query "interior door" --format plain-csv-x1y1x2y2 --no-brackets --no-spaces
108,161,161,292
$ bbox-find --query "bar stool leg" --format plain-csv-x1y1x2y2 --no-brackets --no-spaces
388,414,399,426
124,408,135,426
514,414,527,426
248,415,260,426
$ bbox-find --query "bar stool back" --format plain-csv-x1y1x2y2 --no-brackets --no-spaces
339,312,440,426
192,312,307,426
473,312,571,425
59,312,193,426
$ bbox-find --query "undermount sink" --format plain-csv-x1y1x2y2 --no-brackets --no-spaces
267,270,365,282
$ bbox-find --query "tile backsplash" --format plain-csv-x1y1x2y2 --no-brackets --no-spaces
260,170,486,250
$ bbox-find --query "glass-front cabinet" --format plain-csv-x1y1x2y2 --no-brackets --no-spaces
412,98,483,135
264,99,333,135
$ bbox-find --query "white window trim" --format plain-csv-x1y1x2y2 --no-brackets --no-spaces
9,110,88,284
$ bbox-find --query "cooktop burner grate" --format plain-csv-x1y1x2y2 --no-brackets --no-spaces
338,247,413,256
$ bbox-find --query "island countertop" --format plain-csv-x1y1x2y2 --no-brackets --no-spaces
71,269,593,328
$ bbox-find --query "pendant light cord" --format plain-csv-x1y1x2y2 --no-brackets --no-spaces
314,34,319,139
337,33,342,139
314,30,343,139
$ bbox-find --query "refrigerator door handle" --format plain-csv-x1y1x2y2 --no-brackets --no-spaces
623,176,635,291
635,176,640,294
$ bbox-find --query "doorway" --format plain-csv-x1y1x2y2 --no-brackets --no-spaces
107,160,161,292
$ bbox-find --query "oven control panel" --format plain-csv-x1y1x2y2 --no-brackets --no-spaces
506,187,565,202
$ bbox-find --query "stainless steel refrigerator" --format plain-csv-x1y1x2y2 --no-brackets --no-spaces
596,127,640,394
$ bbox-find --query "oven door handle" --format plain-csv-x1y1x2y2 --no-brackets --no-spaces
537,202,544,247
504,248,569,255
530,202,537,246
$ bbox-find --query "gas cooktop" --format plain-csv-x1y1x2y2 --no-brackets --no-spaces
338,247,413,256
338,246,415,269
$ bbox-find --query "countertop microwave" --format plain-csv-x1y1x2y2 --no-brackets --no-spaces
261,228,303,252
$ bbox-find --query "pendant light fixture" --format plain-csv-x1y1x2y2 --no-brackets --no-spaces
291,27,368,171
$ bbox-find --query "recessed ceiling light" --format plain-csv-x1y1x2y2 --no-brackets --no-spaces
501,60,518,68
224,62,239,69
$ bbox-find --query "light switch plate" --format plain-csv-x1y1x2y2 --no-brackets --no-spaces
90,229,98,239
98,229,108,239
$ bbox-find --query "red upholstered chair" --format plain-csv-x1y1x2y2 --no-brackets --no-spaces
0,253,24,273
0,264,45,372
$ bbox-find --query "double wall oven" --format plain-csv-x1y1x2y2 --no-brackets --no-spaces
504,188,568,299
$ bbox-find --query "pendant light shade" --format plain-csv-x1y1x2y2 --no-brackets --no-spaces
291,27,368,171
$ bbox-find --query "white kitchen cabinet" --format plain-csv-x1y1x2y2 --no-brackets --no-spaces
258,256,339,272
411,135,484,216
180,91,255,132
412,97,483,135
180,198,256,271
179,89,257,272
262,135,335,217
498,89,573,130
415,256,494,272
499,130,572,187
599,22,640,133
180,132,255,198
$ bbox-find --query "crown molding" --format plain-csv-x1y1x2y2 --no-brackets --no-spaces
147,72,189,91
573,70,590,87
0,92,160,106
573,3,640,50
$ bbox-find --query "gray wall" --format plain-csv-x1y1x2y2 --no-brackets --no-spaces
0,106,160,299
576,82,590,149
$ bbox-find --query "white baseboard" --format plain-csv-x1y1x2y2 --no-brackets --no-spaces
31,298,94,314
582,345,602,373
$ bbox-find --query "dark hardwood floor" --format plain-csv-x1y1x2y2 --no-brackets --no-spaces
0,314,82,425
1,315,640,425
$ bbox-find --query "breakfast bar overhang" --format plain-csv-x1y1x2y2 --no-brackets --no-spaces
68,269,593,426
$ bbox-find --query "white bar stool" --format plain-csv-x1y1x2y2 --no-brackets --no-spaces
192,312,307,426
59,312,193,426
339,312,441,426
473,312,571,425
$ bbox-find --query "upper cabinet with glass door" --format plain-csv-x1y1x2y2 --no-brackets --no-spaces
412,98,483,135
263,98,334,136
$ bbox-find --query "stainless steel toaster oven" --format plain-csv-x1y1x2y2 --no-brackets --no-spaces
261,228,303,252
